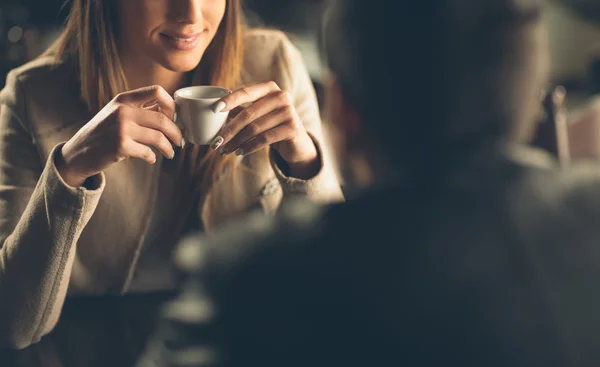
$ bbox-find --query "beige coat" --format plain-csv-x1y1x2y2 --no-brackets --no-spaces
0,29,343,349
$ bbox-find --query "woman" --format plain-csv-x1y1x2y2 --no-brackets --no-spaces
0,0,342,349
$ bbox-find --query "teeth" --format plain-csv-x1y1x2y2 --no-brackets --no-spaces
168,35,194,42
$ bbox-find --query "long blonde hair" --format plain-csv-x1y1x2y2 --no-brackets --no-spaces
45,0,246,233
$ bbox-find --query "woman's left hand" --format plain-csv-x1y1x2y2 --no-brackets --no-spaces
209,82,318,170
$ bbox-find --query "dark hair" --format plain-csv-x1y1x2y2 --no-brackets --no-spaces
322,0,543,172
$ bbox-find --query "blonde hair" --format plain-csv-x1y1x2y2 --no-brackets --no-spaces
45,0,246,235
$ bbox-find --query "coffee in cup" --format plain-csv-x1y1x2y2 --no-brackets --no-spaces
174,86,231,145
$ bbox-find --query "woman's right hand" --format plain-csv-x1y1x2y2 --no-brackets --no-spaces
56,85,183,187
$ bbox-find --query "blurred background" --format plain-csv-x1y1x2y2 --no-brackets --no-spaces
2,0,600,113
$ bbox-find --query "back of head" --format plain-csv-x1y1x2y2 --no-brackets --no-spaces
322,0,548,171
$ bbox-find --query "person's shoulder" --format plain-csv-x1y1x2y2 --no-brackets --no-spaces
4,55,74,91
241,28,302,85
500,155,600,249
243,28,293,54
502,144,558,171
552,162,600,208
499,144,600,210
173,198,331,276
1,55,76,108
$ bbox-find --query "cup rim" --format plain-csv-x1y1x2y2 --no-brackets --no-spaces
174,85,232,101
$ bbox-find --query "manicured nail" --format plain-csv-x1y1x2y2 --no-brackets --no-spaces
219,147,227,156
210,136,224,150
235,148,244,156
213,101,226,113
181,137,186,149
173,112,178,122
170,151,175,159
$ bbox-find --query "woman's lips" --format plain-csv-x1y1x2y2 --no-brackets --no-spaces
160,32,203,51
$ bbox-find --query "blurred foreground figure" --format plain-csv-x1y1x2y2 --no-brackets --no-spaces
139,0,600,366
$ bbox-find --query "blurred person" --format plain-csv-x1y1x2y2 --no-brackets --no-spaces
138,0,600,366
0,0,342,349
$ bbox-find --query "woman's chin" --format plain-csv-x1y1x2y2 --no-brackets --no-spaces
159,53,205,73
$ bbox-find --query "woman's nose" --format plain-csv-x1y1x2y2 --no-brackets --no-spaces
170,0,203,24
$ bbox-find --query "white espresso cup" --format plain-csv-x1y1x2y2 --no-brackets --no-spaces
174,86,231,145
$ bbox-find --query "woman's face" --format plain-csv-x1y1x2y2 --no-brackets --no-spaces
117,0,227,72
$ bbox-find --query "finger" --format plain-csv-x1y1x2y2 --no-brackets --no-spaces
129,123,176,159
222,106,294,154
123,138,158,164
233,124,295,157
131,108,183,147
117,85,177,121
228,106,244,119
143,103,161,113
212,90,292,150
214,81,281,113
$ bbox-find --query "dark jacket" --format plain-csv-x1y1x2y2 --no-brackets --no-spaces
139,144,600,367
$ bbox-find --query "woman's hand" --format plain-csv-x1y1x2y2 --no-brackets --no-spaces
56,85,183,187
209,82,319,177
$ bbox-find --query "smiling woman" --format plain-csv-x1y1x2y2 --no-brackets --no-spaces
116,0,228,85
0,0,342,349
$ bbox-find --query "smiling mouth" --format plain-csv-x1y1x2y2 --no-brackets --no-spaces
161,34,198,42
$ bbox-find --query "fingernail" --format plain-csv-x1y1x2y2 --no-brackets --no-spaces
235,148,244,156
210,136,224,150
173,112,178,122
219,147,227,156
181,137,186,149
170,151,175,160
213,101,226,113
